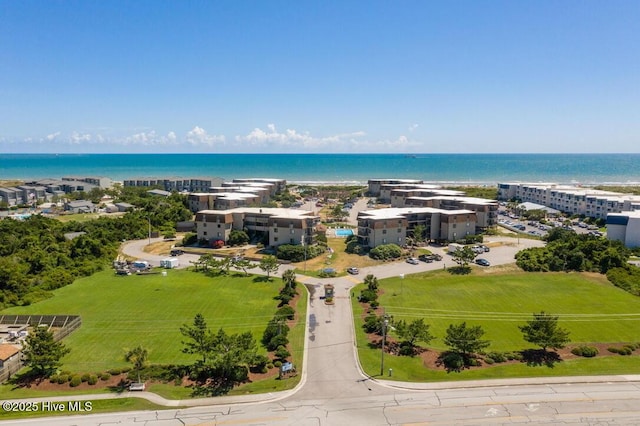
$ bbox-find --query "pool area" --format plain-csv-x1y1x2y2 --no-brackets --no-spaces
335,229,354,237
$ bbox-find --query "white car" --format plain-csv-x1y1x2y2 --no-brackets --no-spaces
406,257,419,265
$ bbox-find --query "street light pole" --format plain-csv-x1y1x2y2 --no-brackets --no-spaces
380,313,389,376
148,216,151,246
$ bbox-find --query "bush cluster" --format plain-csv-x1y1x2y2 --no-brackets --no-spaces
608,343,639,355
369,244,402,260
276,244,325,263
571,346,599,357
484,351,507,363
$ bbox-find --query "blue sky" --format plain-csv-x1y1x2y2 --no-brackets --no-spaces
1,1,638,153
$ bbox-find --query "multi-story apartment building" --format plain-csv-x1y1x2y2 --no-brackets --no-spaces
231,178,286,195
61,176,112,188
403,196,498,230
194,207,319,247
498,183,640,219
367,179,424,198
607,211,640,248
357,207,476,248
123,177,223,192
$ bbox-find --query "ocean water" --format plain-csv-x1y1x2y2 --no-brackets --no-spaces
1,153,639,185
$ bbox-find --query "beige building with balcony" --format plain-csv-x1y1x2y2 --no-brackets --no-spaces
357,207,476,248
195,207,319,247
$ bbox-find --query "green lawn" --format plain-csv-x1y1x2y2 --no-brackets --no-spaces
354,269,640,381
3,269,288,373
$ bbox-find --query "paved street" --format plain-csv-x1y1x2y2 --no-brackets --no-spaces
5,236,640,425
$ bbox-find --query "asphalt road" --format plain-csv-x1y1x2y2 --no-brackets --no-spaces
6,236,640,425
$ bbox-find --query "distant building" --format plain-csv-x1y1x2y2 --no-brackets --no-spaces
123,177,223,192
367,179,424,198
195,207,319,247
498,182,640,219
357,207,477,248
64,200,95,214
147,189,171,197
607,211,640,248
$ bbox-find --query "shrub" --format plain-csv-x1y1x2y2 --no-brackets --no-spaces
100,373,111,381
370,244,402,260
485,352,506,363
266,363,274,369
56,374,69,384
87,375,98,385
81,373,91,382
505,352,523,361
275,345,291,361
362,313,383,334
398,343,415,357
49,374,59,384
121,367,132,373
440,352,465,372
571,346,598,357
275,305,295,320
484,357,495,364
108,368,121,375
273,360,282,368
69,375,82,387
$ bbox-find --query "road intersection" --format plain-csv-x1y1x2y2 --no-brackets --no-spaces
4,237,640,425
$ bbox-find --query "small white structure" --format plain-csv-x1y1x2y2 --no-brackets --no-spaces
448,243,464,254
607,211,640,248
160,257,179,269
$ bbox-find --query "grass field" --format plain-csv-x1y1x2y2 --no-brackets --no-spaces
353,269,640,381
293,237,380,277
2,269,295,373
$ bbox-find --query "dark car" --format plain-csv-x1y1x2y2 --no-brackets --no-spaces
418,254,434,263
475,258,490,267
170,249,184,256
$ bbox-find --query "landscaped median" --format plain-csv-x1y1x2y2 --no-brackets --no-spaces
353,269,640,381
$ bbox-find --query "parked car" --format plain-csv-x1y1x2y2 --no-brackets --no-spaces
170,249,184,256
418,254,434,263
406,257,420,265
475,258,491,267
347,267,359,275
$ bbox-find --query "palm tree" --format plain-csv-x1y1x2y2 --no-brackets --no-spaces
282,269,296,290
124,345,148,383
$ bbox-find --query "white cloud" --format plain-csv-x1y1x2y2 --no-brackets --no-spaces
185,126,225,146
408,124,419,132
45,132,61,141
235,124,366,150
70,132,92,144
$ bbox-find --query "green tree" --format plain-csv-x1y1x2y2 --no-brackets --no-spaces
412,224,426,244
22,327,70,378
282,269,297,290
364,274,379,291
394,318,435,348
330,204,348,222
451,246,477,267
180,313,213,364
124,345,148,383
232,258,254,276
444,322,490,360
519,312,571,352
228,230,249,246
259,255,279,279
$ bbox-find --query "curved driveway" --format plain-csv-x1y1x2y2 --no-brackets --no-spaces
5,236,640,425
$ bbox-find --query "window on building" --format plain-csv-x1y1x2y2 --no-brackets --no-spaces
274,237,278,242
382,229,387,234
203,231,207,236
274,228,278,232
290,229,295,234
290,238,294,244
217,224,221,228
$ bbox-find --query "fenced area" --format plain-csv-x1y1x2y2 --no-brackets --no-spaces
0,315,81,382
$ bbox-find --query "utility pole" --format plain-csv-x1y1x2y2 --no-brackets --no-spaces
148,216,151,246
380,312,389,376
